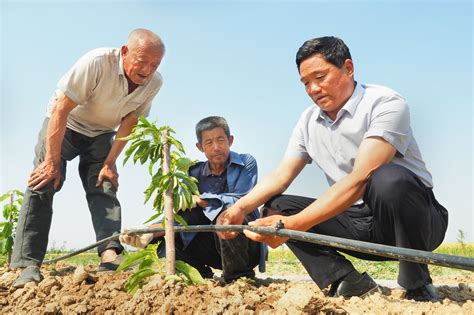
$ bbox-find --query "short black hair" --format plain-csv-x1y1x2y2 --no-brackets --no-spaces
295,36,352,71
195,116,231,143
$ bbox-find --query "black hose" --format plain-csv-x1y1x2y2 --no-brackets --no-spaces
43,225,474,271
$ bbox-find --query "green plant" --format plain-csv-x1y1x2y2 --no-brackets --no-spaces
117,243,205,293
122,117,199,224
118,117,202,292
0,189,24,266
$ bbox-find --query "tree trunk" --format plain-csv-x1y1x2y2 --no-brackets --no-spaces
162,130,175,275
7,192,13,269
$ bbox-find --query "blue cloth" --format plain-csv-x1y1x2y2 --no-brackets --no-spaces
190,151,258,222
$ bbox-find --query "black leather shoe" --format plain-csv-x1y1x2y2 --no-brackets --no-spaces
223,270,255,283
405,283,440,302
12,266,43,288
330,271,380,298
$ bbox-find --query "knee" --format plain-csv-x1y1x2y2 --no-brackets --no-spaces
365,164,414,202
263,194,314,216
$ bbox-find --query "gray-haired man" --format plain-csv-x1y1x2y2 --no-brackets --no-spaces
12,29,165,288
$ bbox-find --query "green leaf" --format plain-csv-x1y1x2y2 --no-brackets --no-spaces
181,186,193,210
9,206,18,219
0,193,10,203
176,260,206,285
117,250,151,272
126,268,158,293
1,222,13,239
144,212,161,224
172,187,180,212
139,147,151,165
176,157,197,173
148,159,156,176
138,257,155,270
3,205,11,220
14,190,24,197
161,176,172,193
152,192,163,213
175,173,199,194
152,145,162,161
133,141,150,164
144,181,159,204
181,177,199,195
2,236,13,255
173,213,188,228
123,139,145,165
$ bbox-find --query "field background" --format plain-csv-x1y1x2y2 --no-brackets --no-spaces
4,242,471,280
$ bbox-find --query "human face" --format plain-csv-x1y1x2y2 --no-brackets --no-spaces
196,127,234,167
299,54,355,120
122,45,163,85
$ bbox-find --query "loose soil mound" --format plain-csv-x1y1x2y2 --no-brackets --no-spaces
0,264,472,314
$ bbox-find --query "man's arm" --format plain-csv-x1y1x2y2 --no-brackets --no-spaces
28,93,77,190
244,137,396,248
217,155,307,239
96,113,138,190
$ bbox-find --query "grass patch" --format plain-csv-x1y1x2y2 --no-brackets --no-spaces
265,243,473,279
43,251,100,265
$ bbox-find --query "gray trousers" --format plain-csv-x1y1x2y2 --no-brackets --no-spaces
11,118,124,268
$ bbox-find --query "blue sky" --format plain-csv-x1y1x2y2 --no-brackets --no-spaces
1,0,472,249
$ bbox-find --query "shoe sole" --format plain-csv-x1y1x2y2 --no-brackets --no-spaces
12,276,43,289
359,284,382,298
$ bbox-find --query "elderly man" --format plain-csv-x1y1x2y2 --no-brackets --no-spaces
120,116,264,282
11,29,165,287
218,36,448,302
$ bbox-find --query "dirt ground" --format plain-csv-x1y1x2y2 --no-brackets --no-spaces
0,263,473,314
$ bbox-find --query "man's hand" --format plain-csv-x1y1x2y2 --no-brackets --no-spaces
192,195,208,208
243,215,291,248
216,207,246,240
96,162,119,190
119,225,161,249
28,160,62,191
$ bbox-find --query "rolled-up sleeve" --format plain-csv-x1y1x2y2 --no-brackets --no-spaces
285,109,312,162
364,95,411,156
57,53,101,105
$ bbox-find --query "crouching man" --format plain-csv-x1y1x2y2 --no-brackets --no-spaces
217,37,448,302
120,116,265,281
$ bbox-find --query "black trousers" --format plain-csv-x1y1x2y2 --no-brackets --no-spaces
158,207,261,281
265,164,448,290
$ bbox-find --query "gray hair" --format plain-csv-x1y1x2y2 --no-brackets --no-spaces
128,28,165,53
195,116,231,143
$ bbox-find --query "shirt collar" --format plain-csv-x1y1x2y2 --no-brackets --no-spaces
315,82,365,123
118,50,125,76
201,151,244,177
338,82,364,118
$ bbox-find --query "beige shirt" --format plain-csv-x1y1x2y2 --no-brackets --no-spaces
286,83,433,204
46,47,162,137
